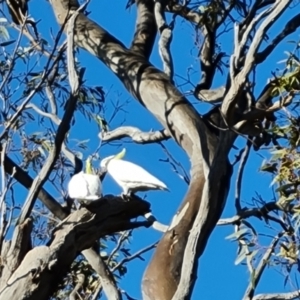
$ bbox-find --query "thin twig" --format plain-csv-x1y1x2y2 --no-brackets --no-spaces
235,140,252,211
111,241,157,273
107,231,130,265
69,274,85,300
242,232,284,300
16,8,81,225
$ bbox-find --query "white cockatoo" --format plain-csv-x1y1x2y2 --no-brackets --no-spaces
100,148,168,195
68,157,102,202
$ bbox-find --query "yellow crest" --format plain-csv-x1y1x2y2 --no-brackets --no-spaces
114,148,126,160
85,157,93,174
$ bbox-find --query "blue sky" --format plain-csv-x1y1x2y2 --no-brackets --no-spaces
3,0,300,299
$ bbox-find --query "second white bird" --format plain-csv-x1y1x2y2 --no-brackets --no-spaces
100,149,168,195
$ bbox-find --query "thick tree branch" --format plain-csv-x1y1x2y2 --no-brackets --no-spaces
154,0,174,81
196,24,217,90
171,134,234,299
167,3,202,25
100,126,170,143
256,13,300,64
195,86,226,103
253,290,300,300
130,0,156,59
0,197,150,300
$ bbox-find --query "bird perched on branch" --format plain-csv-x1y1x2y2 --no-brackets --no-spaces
100,148,168,196
6,0,28,25
68,157,102,203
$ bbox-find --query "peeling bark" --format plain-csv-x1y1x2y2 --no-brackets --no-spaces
0,218,32,288
0,196,150,300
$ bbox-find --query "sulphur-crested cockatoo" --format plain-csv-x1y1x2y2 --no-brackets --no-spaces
68,157,102,202
100,148,168,195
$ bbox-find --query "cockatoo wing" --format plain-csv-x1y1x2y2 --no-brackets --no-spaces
84,173,102,198
68,172,102,200
68,172,89,199
107,159,167,191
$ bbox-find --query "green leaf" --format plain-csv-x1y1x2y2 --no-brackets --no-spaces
0,25,9,40
0,40,15,47
225,228,249,241
260,162,277,174
235,246,247,265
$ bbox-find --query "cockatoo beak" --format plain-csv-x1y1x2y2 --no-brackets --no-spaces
114,148,126,160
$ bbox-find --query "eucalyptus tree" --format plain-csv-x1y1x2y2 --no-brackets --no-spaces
0,0,300,300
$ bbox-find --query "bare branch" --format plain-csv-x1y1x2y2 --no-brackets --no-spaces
196,24,217,90
159,142,190,185
241,92,294,122
256,13,300,64
171,146,233,300
26,98,82,173
69,274,85,300
1,151,68,220
111,241,157,273
253,290,300,300
218,201,279,225
100,126,170,144
235,140,252,211
154,0,174,81
243,1,289,72
0,197,150,299
167,3,202,25
130,0,156,59
243,233,283,300
222,0,290,122
108,231,130,266
25,103,61,124
195,86,226,103
82,248,121,300
67,9,80,95
144,212,168,232
17,10,81,225
0,142,9,248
